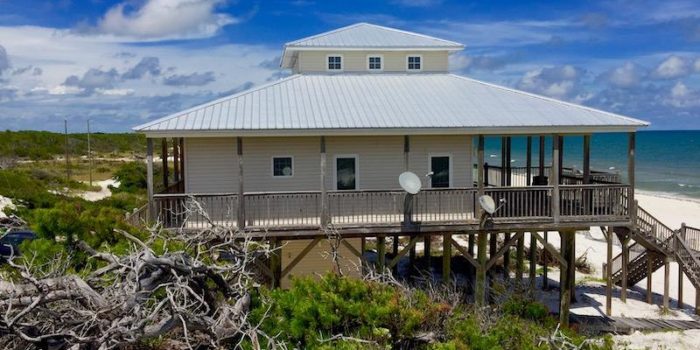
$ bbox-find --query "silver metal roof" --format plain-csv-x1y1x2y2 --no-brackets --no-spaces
285,23,465,49
134,74,648,135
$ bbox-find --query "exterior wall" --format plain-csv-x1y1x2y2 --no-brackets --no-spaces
184,135,472,193
409,135,473,188
324,136,405,190
184,137,238,193
294,50,449,73
281,238,362,289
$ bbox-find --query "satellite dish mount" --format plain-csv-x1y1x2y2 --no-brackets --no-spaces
399,172,422,229
478,195,506,229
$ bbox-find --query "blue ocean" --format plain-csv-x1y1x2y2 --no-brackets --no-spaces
480,131,700,199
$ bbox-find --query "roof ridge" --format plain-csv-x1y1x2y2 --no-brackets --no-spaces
447,74,650,127
284,23,366,46
285,22,464,48
132,75,304,131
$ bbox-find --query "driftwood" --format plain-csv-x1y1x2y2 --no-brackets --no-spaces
0,201,286,349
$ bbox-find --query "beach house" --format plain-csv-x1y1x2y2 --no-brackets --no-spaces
132,23,700,324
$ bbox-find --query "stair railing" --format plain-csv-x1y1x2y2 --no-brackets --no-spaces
673,231,700,286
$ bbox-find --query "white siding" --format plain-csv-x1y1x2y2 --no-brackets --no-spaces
184,135,472,193
325,136,404,190
184,137,237,193
243,137,320,192
295,51,449,73
409,135,473,188
281,238,362,289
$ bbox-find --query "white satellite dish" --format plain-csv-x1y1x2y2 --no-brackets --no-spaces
479,195,497,215
399,171,422,195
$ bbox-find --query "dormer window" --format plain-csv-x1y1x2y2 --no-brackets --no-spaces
407,55,422,71
368,55,382,71
327,55,343,71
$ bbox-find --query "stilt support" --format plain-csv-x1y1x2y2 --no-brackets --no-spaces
443,233,451,283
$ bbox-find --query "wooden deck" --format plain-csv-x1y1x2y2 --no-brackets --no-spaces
150,184,631,236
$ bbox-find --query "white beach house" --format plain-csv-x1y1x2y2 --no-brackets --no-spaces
133,23,670,323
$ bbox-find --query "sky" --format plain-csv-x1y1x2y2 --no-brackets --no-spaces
1,0,700,132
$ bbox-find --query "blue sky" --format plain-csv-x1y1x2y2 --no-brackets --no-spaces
1,0,700,132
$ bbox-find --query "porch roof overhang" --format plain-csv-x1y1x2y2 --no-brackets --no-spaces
133,73,649,138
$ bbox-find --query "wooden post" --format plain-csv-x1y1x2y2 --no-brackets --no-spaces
529,232,537,290
696,288,700,316
424,235,431,268
320,137,329,227
503,232,511,282
516,232,524,284
559,231,570,327
679,223,686,308
477,136,484,194
606,227,612,316
538,136,545,177
646,253,654,304
173,138,180,184
558,135,564,184
161,138,169,190
552,135,560,223
568,231,576,303
543,231,549,290
270,238,282,288
501,137,506,186
179,138,185,190
468,234,475,256
664,255,670,312
361,237,367,274
526,136,532,186
237,137,245,229
506,137,512,186
583,135,591,185
484,163,489,187
628,132,636,219
146,138,154,221
476,232,488,305
443,233,451,283
377,235,386,272
621,234,629,302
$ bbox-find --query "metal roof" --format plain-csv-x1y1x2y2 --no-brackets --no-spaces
134,73,649,135
284,23,465,49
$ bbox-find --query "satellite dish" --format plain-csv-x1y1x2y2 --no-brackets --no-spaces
479,195,496,215
399,171,422,194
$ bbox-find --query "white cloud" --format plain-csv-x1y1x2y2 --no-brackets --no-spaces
602,62,645,88
0,25,282,130
94,0,237,40
0,45,10,73
517,65,585,99
664,81,700,107
652,55,691,79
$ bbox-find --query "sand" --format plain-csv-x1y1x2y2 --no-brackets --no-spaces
78,179,120,201
0,195,15,218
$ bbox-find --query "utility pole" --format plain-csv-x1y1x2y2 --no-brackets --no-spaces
87,119,93,186
64,119,70,181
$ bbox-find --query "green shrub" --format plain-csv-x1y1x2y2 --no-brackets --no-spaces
250,274,443,349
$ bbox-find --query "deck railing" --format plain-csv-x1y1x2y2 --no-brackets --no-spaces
151,184,630,230
560,184,630,220
682,225,700,252
473,164,621,187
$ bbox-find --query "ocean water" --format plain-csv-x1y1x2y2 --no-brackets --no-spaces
478,131,700,200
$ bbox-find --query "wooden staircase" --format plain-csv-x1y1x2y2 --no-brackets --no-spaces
610,206,700,292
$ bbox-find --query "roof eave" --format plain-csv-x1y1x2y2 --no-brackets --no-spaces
137,125,647,138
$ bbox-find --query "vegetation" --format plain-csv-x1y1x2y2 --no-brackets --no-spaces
0,130,145,160
248,275,613,350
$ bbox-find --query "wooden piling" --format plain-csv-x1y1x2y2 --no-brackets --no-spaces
476,232,488,305
443,233,451,283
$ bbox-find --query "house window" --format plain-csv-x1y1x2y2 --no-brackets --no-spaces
272,157,293,177
327,55,342,71
407,55,422,71
335,156,357,190
368,56,382,71
430,155,450,188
